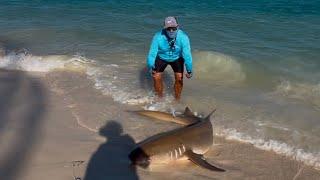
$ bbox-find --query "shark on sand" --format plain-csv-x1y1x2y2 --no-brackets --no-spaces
129,107,225,172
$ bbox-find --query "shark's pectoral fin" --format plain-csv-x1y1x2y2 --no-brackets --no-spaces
185,150,225,172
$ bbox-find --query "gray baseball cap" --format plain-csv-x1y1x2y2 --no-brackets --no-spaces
164,16,178,28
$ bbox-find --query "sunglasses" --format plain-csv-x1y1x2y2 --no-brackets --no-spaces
166,27,177,32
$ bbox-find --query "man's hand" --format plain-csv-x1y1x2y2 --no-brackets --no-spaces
151,68,157,77
185,71,192,79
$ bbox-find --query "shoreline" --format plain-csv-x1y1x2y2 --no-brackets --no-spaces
0,69,319,180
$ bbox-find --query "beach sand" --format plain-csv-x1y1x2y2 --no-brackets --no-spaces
0,69,319,180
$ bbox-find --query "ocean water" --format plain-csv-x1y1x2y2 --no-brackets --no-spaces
1,0,320,169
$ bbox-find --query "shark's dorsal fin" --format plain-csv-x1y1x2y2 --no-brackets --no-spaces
185,150,225,172
183,107,195,117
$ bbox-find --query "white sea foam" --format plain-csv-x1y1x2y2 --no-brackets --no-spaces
255,121,290,131
86,64,156,105
0,51,89,72
215,128,320,170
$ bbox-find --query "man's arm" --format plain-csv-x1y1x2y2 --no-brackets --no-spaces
181,34,192,74
146,34,159,70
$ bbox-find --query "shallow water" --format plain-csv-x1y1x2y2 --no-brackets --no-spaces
0,0,319,170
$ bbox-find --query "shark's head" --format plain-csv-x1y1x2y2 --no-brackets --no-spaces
128,147,150,168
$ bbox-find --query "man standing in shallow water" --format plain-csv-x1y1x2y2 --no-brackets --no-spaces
147,16,193,100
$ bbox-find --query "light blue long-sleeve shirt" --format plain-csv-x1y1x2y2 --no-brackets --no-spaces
146,29,192,72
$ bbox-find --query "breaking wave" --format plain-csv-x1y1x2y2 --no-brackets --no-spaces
0,50,89,72
193,51,246,84
215,128,320,170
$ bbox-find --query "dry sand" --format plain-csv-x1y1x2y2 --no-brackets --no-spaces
0,69,319,180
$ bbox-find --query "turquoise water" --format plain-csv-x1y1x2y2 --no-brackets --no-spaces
1,0,320,169
1,1,320,82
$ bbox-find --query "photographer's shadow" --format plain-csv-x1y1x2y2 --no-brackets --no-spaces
84,121,138,180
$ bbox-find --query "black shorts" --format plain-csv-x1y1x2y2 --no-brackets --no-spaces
153,56,184,73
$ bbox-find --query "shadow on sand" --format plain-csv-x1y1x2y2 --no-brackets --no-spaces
0,69,47,180
84,121,139,180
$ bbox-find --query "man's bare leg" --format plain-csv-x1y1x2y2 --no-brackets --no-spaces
174,73,183,100
153,72,163,98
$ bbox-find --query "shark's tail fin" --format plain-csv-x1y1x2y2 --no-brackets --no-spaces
204,109,216,121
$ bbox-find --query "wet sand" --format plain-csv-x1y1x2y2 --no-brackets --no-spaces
0,69,319,180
